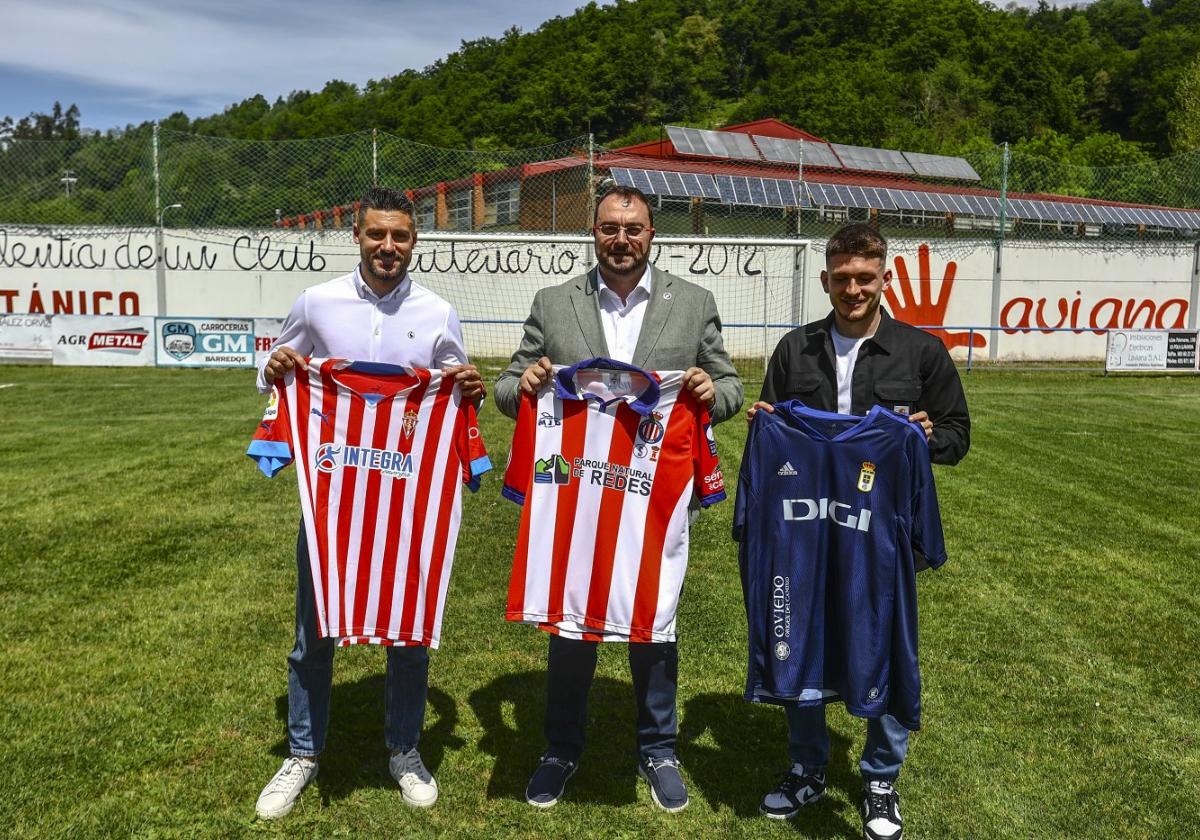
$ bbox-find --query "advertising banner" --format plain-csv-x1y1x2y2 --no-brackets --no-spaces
0,313,52,361
155,317,256,368
51,315,156,366
1105,330,1199,372
254,317,285,367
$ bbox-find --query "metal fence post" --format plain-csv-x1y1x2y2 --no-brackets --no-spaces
587,132,595,233
153,122,161,228
1190,241,1199,330
989,142,1009,363
372,128,378,186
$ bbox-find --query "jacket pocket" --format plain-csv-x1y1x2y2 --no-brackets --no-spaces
874,378,922,415
785,372,824,397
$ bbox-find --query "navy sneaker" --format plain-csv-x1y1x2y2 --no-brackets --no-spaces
760,765,827,819
638,755,689,813
525,755,577,808
862,780,903,840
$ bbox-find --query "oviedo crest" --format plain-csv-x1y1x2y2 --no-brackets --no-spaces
857,461,876,493
402,409,419,438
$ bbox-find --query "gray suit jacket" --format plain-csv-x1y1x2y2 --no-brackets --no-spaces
495,265,743,423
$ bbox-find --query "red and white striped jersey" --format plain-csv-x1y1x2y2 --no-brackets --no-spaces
503,358,726,643
248,358,490,648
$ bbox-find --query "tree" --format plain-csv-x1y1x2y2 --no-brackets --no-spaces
1168,54,1200,151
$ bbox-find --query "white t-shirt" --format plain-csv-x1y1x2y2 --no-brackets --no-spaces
830,326,870,415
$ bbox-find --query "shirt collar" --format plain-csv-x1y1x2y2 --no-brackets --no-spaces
817,307,896,353
353,264,412,304
554,357,661,416
596,264,652,305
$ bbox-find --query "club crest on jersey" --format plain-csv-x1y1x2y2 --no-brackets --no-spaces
637,416,665,444
857,462,876,493
774,641,791,661
534,453,571,485
402,409,419,438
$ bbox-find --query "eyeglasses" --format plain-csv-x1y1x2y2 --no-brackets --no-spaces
595,223,649,239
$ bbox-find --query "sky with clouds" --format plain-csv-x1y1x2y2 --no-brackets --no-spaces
0,0,593,130
2,0,1094,132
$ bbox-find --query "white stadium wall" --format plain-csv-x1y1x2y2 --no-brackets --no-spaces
1,226,1196,364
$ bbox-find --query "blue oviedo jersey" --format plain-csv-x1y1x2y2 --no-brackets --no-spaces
734,402,946,730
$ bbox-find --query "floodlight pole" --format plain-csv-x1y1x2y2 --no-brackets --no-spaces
155,203,183,316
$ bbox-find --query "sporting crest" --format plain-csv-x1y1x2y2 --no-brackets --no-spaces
857,461,876,493
402,409,419,438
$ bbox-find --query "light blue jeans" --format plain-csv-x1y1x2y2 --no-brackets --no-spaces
785,704,910,782
287,527,429,757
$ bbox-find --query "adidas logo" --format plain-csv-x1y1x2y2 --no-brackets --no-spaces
777,462,797,476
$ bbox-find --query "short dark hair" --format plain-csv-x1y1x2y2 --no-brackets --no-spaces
357,186,415,225
594,184,654,228
826,222,887,263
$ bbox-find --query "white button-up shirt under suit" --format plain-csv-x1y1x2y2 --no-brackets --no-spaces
595,266,652,364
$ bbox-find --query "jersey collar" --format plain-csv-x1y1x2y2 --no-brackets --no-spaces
554,357,661,416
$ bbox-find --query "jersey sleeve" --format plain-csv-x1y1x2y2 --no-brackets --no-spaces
501,392,538,505
691,397,726,508
456,394,492,493
908,431,947,570
732,413,762,542
246,380,294,477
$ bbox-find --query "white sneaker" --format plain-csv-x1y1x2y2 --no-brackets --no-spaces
389,748,439,808
255,756,318,820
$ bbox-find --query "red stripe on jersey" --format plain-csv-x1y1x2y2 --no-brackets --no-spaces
421,401,468,642
333,389,367,630
583,404,640,631
506,395,538,619
396,376,455,641
348,388,397,634
372,370,432,638
313,361,340,637
546,399,589,622
628,396,699,641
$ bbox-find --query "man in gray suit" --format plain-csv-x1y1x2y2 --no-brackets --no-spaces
495,185,742,813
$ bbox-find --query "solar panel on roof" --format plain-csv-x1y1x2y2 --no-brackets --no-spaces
905,191,942,212
942,194,972,215
718,131,762,161
745,178,767,205
1129,207,1155,226
902,151,982,181
960,195,988,216
714,175,737,204
754,135,800,164
797,141,843,169
831,143,915,175
1054,203,1089,224
1162,210,1190,229
665,126,700,156
662,171,687,196
886,189,919,210
760,178,783,207
1093,205,1123,225
680,172,719,200
802,182,828,206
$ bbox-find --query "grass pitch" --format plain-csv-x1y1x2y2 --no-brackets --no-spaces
0,365,1197,839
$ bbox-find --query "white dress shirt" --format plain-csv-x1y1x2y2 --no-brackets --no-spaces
256,266,468,392
596,266,652,364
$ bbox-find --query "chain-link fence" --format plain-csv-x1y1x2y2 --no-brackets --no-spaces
0,126,1197,255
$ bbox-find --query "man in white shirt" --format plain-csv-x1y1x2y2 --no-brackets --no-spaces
253,187,484,820
494,186,742,813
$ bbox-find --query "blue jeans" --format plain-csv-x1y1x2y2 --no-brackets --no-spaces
287,527,429,757
543,634,678,762
785,704,910,782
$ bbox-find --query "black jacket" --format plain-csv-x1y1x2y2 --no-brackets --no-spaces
759,309,970,466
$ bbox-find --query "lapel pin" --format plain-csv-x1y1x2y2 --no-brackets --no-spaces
663,291,673,301
407,330,415,339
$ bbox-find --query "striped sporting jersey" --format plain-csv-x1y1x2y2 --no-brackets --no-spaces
248,358,490,648
503,358,726,643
